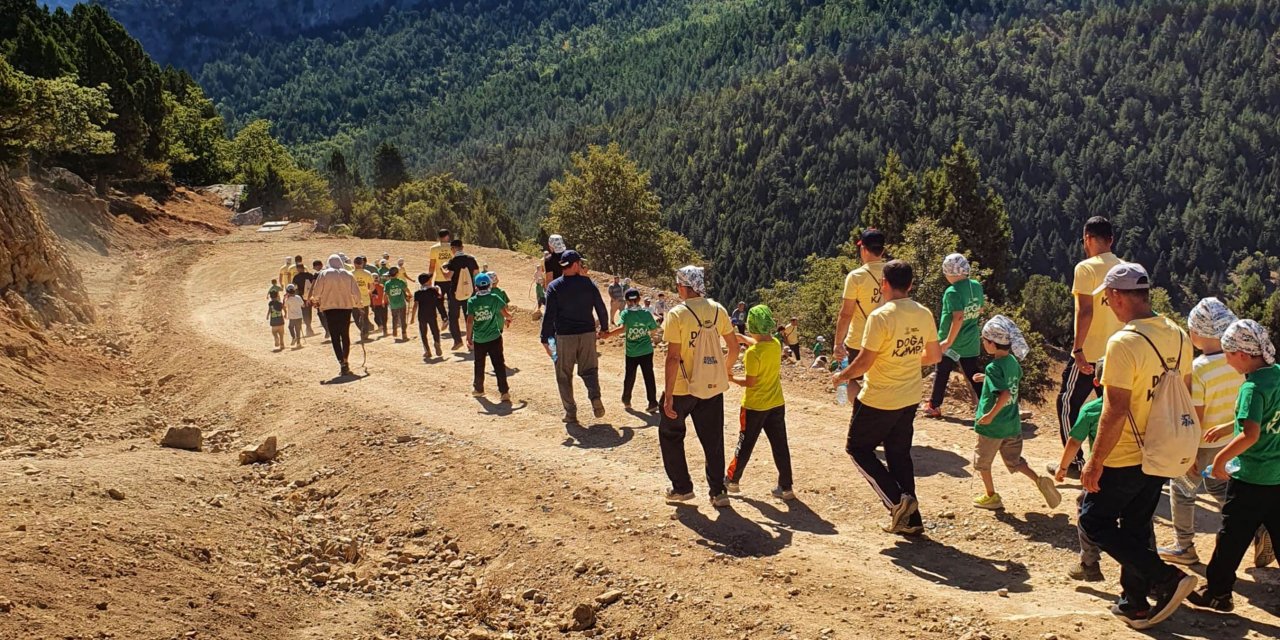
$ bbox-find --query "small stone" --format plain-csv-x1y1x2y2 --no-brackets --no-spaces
521,588,538,601
573,560,588,574
996,588,1009,597
467,628,492,640
239,436,278,465
106,489,125,501
396,434,415,443
0,597,11,613
594,590,623,606
160,426,202,451
560,603,596,632
95,602,108,611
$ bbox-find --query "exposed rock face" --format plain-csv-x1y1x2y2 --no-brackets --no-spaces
0,174,93,326
231,207,263,226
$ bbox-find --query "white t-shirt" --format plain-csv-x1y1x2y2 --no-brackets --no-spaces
285,296,305,320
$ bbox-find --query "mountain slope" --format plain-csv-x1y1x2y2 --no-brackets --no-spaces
87,0,1280,305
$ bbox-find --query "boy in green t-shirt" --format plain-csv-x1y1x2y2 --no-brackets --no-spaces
1056,383,1106,583
1189,320,1280,612
384,267,410,342
926,253,986,418
604,289,659,412
725,305,794,500
810,335,829,369
971,316,1061,511
465,273,514,402
266,289,286,350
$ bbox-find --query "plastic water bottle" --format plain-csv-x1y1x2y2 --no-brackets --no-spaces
1171,458,1241,494
835,357,850,406
944,348,961,362
1202,457,1242,479
548,337,558,362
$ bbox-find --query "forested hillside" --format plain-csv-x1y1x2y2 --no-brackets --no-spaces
76,0,1280,306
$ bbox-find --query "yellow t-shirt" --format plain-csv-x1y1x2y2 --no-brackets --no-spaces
1192,352,1244,447
1099,316,1193,467
429,243,453,283
352,268,374,307
1072,252,1124,362
858,299,937,410
662,297,733,398
742,338,784,411
842,260,886,350
782,324,799,346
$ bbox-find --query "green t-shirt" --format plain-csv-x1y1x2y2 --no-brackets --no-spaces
974,354,1021,438
1070,397,1103,449
1232,364,1280,486
465,293,507,344
493,286,510,304
384,277,409,310
938,279,985,358
620,307,659,357
813,341,826,357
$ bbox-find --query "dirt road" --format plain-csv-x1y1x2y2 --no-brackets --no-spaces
3,227,1277,639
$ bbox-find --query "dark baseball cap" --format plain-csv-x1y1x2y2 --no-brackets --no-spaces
624,288,641,301
857,228,886,250
559,250,582,267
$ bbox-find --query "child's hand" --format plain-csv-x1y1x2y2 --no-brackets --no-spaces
1054,466,1066,483
977,412,994,425
1204,424,1233,443
1209,457,1231,481
972,373,986,383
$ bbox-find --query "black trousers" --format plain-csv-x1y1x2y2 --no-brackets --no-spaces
473,337,509,394
447,295,465,342
928,355,983,409
622,352,657,406
788,343,801,360
301,304,313,333
847,400,922,526
372,304,388,330
1056,358,1098,467
353,306,371,337
317,307,329,336
1078,465,1181,611
436,281,453,325
320,308,352,366
417,310,441,349
1205,479,1280,597
727,406,792,490
659,393,726,496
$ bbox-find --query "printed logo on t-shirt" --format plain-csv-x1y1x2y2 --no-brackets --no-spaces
1265,412,1280,435
963,297,982,321
626,325,650,342
893,327,925,358
472,304,496,324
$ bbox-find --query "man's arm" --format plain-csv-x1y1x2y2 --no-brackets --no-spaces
1072,293,1095,373
1081,385,1132,491
723,331,741,377
592,287,610,336
540,285,558,349
834,298,858,358
835,347,878,383
663,341,682,418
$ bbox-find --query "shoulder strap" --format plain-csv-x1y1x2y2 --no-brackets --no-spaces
1123,327,1180,373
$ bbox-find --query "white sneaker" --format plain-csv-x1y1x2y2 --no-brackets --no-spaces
1037,475,1062,509
471,389,485,398
771,486,796,501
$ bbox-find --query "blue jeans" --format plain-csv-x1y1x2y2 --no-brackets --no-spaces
1079,465,1182,610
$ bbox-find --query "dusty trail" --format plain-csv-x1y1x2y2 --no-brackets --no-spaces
4,224,1278,639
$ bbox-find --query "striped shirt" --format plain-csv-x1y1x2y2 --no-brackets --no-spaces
1193,352,1244,448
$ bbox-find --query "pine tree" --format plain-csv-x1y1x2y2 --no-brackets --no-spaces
372,142,409,193
326,150,356,219
919,138,1012,299
858,150,916,243
8,15,76,79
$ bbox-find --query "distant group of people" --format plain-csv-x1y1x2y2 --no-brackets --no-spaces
263,216,1279,631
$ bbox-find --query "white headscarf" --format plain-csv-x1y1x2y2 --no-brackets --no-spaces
675,265,707,297
982,315,1030,359
1187,297,1237,339
942,253,970,277
1222,319,1277,365
548,234,567,253
327,254,343,270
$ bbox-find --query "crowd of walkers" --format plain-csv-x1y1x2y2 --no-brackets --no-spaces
266,217,1278,630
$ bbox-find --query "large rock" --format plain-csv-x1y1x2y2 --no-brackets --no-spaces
42,167,92,196
231,207,263,226
159,426,203,451
198,184,245,210
239,436,278,464
560,604,596,632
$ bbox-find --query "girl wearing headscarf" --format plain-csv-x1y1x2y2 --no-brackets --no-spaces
1191,319,1280,611
309,254,361,376
925,253,986,418
725,304,795,501
970,315,1061,511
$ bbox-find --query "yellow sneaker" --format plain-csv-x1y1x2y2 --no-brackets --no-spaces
973,493,1003,510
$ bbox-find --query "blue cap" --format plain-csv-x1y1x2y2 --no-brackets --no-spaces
559,250,582,267
474,272,492,288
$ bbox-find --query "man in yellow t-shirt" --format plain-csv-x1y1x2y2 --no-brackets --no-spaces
351,255,375,341
660,265,740,509
1079,262,1196,629
832,260,940,536
834,228,888,401
1054,216,1124,479
427,229,455,328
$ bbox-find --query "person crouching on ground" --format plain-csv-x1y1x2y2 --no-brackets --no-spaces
466,272,513,402
970,315,1061,511
725,304,794,501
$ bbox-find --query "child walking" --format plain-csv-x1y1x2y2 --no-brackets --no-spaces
1187,320,1280,612
1055,365,1106,582
604,288,659,412
284,284,305,348
384,266,410,342
725,305,794,501
465,273,513,401
971,315,1061,510
411,273,444,360
267,290,286,350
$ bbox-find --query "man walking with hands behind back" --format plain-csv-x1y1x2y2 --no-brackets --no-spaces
541,250,610,424
659,266,740,508
1055,216,1124,478
833,260,941,535
1079,262,1197,629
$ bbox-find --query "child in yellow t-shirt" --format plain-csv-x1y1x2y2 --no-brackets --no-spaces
725,305,794,500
